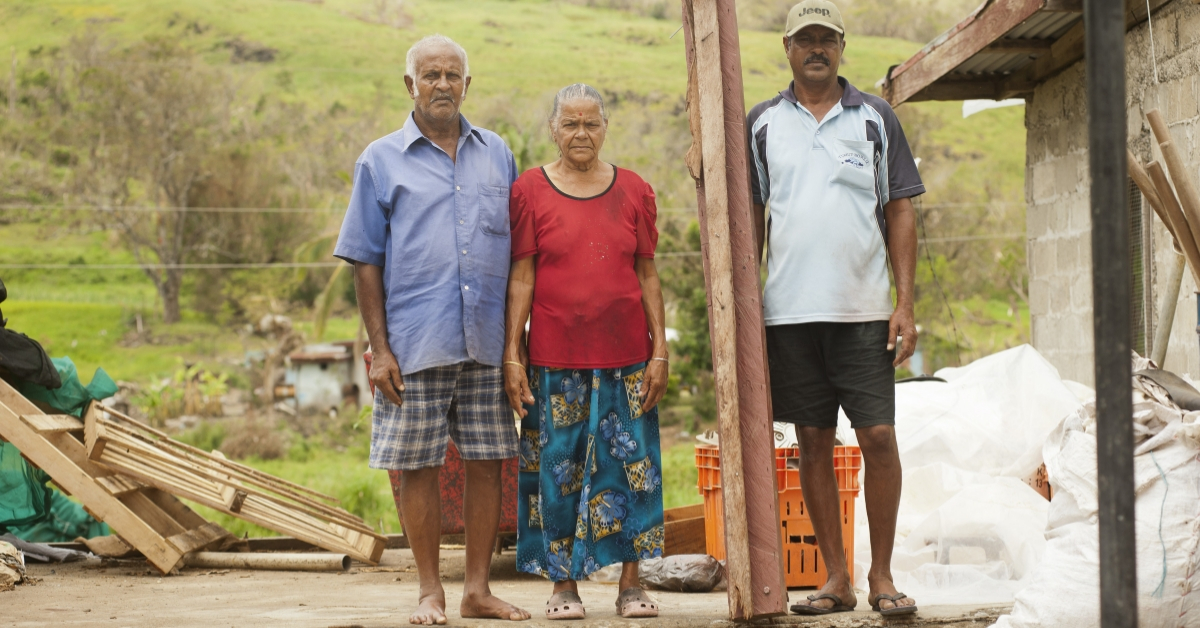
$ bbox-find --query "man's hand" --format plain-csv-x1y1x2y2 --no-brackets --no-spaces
888,306,918,367
503,363,534,418
640,359,669,413
370,350,405,406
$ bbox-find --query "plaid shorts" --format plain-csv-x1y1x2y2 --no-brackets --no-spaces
369,361,518,471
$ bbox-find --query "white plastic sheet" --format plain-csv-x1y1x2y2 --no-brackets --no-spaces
992,369,1200,627
841,345,1083,605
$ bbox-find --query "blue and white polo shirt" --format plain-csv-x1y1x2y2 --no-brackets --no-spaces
748,77,924,326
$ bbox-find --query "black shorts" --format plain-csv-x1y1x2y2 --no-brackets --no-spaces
766,321,896,429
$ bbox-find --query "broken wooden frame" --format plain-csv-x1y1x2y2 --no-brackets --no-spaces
83,404,386,564
0,378,231,574
681,0,787,619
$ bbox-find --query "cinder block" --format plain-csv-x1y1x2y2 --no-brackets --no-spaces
1050,274,1072,313
1032,160,1057,201
1032,240,1057,277
1056,235,1081,271
1055,154,1082,197
1029,277,1051,316
1179,9,1200,52
1027,204,1050,238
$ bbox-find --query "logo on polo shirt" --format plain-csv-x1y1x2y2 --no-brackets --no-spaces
838,152,867,169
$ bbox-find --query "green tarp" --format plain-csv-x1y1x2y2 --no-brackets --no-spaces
1,357,113,541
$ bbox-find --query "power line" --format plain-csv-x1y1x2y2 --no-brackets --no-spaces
2,202,1028,215
0,262,340,270
0,204,343,214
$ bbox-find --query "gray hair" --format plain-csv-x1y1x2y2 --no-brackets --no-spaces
405,34,470,83
549,83,608,131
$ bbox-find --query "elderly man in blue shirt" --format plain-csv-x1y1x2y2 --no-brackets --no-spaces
334,35,529,625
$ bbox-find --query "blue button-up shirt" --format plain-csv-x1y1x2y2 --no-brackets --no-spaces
333,113,517,375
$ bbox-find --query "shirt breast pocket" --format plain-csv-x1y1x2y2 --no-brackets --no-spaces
478,184,511,237
829,138,877,192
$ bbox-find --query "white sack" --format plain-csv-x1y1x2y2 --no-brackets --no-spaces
847,346,1082,605
992,396,1200,627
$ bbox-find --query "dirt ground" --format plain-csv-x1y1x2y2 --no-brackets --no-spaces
5,549,1008,628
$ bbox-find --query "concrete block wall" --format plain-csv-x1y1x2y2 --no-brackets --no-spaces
1026,0,1200,385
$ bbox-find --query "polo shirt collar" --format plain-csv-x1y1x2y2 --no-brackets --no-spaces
779,76,863,108
399,111,487,152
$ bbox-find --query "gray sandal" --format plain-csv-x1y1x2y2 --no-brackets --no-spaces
545,590,586,620
616,587,659,618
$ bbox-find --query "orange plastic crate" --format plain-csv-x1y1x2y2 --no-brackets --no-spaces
695,444,861,589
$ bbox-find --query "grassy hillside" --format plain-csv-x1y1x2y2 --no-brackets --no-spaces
3,0,919,112
1,0,1028,370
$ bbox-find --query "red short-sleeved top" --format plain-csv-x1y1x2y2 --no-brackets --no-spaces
510,166,658,369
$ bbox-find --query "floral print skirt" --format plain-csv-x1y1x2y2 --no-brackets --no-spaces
516,362,664,582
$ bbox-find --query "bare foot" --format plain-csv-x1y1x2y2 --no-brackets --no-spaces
792,577,857,612
461,591,531,621
410,591,447,625
868,576,916,612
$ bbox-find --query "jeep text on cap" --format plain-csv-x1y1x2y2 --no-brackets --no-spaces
784,0,845,37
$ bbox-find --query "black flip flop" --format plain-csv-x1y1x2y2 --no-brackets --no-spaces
870,592,918,616
790,593,855,615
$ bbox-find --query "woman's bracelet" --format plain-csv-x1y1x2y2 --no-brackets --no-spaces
503,361,526,369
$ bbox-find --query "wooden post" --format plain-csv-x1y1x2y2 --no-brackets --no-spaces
681,0,787,619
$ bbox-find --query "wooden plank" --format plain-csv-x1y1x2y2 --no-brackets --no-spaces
94,474,144,497
1148,110,1200,252
689,0,751,618
84,403,107,461
94,418,367,529
1146,161,1200,287
664,503,704,522
664,516,707,556
683,0,786,619
19,414,83,433
1128,151,1171,239
0,380,183,573
884,0,1044,105
97,405,336,503
712,0,788,617
164,521,230,555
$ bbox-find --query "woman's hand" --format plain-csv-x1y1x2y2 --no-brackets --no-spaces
640,359,668,413
504,362,535,418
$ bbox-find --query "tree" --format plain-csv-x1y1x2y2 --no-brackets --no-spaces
66,36,241,323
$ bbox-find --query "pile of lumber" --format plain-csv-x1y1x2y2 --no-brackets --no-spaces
1129,109,1200,288
0,377,385,573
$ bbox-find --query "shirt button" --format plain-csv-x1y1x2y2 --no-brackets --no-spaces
463,285,469,291
456,186,461,191
462,250,467,255
459,220,464,225
816,130,821,135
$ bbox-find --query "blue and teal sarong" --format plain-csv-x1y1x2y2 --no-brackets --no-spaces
516,362,665,582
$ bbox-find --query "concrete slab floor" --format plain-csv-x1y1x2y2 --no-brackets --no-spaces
4,549,1008,627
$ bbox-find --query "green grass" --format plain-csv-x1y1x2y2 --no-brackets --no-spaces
1,300,266,382
662,442,702,510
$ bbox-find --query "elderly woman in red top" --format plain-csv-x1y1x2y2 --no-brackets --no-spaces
503,84,669,621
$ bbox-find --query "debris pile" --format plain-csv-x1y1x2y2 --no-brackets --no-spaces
0,376,386,576
994,355,1200,627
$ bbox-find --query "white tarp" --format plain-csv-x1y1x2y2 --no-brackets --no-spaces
840,345,1085,605
992,360,1200,627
